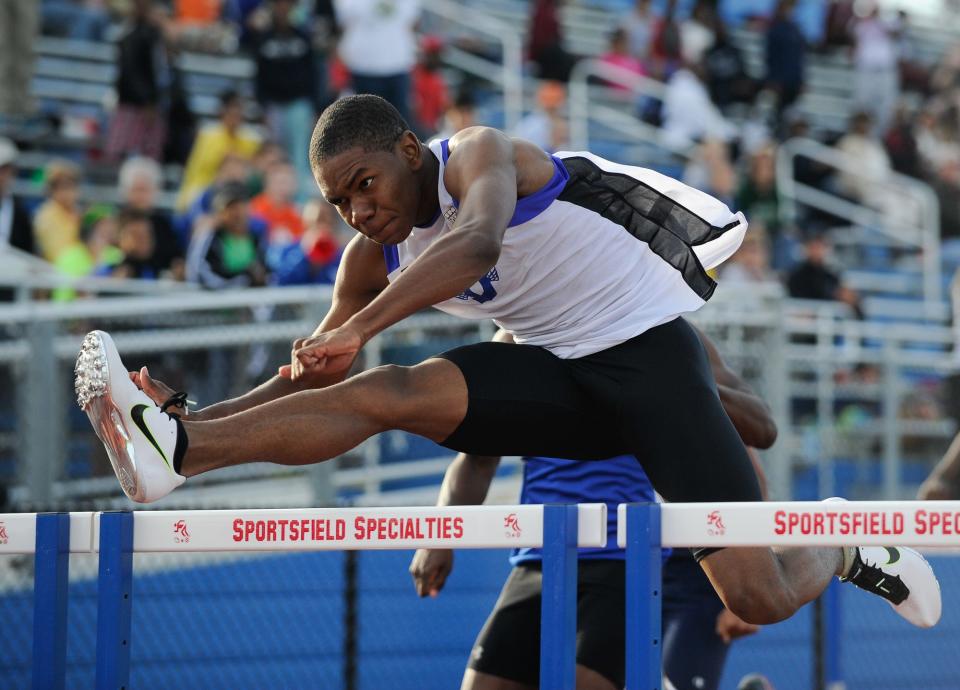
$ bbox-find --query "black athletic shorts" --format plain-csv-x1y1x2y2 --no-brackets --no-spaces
436,317,762,506
467,560,626,687
470,556,733,690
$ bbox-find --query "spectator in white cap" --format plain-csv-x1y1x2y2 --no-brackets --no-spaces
0,138,33,256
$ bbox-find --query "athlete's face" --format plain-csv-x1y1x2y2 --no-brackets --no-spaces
315,134,425,245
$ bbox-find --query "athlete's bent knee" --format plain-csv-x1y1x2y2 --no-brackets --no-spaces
350,364,414,424
703,549,802,624
350,361,467,439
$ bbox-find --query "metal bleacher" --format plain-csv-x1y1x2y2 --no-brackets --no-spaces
16,35,258,208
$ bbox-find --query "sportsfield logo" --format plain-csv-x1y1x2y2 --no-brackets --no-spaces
706,510,726,536
173,520,190,544
0,521,7,544
504,513,522,538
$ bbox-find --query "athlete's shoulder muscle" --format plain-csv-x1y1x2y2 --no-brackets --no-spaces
317,234,388,333
443,127,514,200
444,127,554,200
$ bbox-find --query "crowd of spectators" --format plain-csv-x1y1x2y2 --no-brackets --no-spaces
3,0,960,319
0,0,473,300
531,0,960,313
0,118,348,297
3,0,960,493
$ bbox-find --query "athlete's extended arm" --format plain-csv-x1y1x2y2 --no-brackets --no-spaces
136,235,388,421
289,129,552,380
694,325,778,449
438,452,503,507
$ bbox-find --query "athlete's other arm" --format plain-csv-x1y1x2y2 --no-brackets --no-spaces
409,328,513,597
918,430,960,500
289,129,554,379
134,234,388,421
695,327,771,640
693,324,778,450
409,452,502,597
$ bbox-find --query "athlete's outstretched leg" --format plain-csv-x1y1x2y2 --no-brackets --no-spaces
77,330,468,503
180,359,467,476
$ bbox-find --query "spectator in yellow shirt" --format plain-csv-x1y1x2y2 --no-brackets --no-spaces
33,159,82,262
176,90,261,210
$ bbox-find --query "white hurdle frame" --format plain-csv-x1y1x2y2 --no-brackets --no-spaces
5,501,960,689
3,504,607,690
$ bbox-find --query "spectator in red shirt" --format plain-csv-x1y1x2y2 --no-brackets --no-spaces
300,198,343,270
412,35,449,136
649,0,682,80
528,0,576,82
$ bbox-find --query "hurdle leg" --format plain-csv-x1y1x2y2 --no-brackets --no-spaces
625,503,662,690
32,512,71,690
96,511,134,690
824,580,845,690
541,504,578,690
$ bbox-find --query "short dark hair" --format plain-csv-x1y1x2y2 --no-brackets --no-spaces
453,87,476,110
220,89,242,111
309,95,410,169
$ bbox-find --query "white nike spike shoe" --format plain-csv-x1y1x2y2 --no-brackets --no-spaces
823,497,942,628
841,545,942,628
75,331,185,503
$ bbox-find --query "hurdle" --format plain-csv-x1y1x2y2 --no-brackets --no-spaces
619,500,960,689
6,500,960,689
2,504,607,690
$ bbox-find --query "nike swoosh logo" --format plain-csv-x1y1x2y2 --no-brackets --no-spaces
885,547,900,565
131,404,171,469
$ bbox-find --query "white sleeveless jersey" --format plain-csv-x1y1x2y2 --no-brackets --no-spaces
382,139,747,359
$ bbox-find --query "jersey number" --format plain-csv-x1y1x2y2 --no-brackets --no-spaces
456,268,499,304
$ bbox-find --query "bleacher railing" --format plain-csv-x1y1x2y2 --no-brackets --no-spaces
420,0,524,131
567,57,683,159
777,136,942,308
